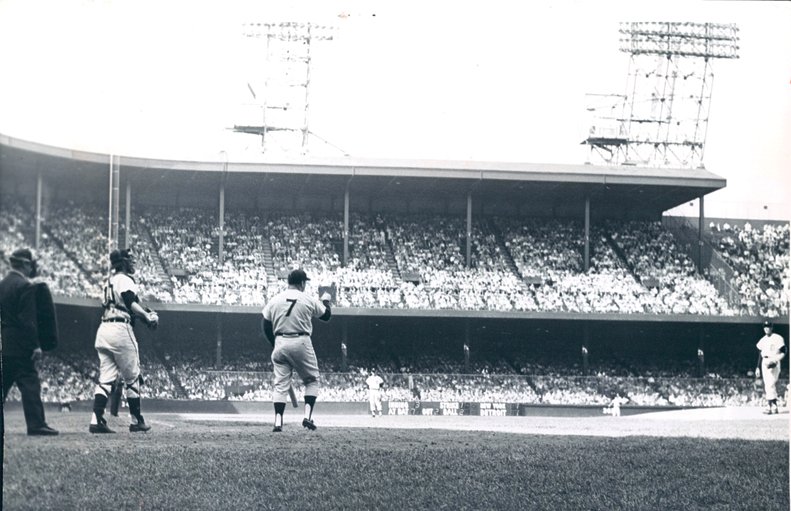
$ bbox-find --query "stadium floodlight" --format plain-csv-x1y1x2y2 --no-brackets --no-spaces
583,22,740,168
234,22,336,155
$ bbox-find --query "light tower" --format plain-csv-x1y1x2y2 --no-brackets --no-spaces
233,22,334,155
584,22,739,168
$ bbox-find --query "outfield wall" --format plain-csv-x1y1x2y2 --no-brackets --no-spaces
4,400,695,418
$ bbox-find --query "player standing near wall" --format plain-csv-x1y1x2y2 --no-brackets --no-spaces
755,320,786,415
366,372,384,417
262,269,332,432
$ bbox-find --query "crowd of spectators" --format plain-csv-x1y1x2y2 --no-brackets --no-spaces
605,220,734,315
4,351,178,403
0,198,101,298
142,207,271,305
9,355,786,406
42,201,108,283
2,201,783,318
4,346,784,408
125,221,173,302
710,222,789,318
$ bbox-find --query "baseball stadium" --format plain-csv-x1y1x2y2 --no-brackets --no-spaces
2,4,790,511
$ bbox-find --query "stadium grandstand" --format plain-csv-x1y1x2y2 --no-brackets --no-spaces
1,133,788,409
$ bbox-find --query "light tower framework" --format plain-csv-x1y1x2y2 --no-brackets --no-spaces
584,22,739,168
234,22,334,155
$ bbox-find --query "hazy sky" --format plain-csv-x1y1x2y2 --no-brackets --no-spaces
0,0,789,219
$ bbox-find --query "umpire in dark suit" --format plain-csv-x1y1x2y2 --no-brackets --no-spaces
1,248,59,435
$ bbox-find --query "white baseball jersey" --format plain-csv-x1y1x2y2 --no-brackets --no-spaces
101,273,137,321
262,288,326,336
757,333,785,363
366,375,384,390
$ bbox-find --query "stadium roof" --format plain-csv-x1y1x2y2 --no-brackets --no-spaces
0,134,726,215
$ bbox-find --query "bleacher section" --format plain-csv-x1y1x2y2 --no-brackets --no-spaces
1,201,786,316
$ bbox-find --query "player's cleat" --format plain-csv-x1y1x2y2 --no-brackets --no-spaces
89,421,116,434
272,426,282,433
763,408,774,415
302,418,317,431
27,425,59,436
129,417,151,433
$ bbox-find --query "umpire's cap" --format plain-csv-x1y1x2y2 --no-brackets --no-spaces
764,320,774,329
110,248,134,268
9,248,34,264
287,269,310,285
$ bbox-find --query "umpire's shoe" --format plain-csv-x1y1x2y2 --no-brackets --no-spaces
89,419,115,434
28,425,59,436
272,426,283,433
302,418,317,431
130,416,151,433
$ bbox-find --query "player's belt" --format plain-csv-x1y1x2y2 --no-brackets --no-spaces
277,332,310,338
102,317,131,324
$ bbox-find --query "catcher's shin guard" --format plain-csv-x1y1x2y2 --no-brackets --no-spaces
109,378,124,416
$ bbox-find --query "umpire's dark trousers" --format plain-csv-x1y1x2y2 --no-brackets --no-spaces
2,356,47,430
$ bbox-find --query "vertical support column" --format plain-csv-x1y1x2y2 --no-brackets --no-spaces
35,172,42,251
341,318,348,372
108,154,113,258
112,161,120,251
343,186,350,267
697,325,705,378
219,181,225,265
464,320,471,374
216,314,223,369
466,191,472,268
125,181,131,249
582,322,590,377
584,196,591,272
698,195,705,274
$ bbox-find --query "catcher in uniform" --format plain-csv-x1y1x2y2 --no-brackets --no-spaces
262,269,331,432
755,320,786,415
89,249,159,433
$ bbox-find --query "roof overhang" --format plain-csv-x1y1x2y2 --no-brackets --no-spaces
0,134,726,213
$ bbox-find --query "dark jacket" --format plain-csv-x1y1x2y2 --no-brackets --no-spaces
0,270,39,357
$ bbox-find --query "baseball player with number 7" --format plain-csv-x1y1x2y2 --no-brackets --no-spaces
262,269,332,432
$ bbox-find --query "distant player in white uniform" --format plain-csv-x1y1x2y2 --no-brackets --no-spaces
89,249,158,433
755,320,786,415
366,372,384,417
262,269,331,432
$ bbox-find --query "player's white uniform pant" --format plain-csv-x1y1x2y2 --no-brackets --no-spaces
369,389,381,414
94,322,141,399
762,359,781,401
271,335,320,403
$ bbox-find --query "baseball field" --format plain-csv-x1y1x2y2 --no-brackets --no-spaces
2,407,788,510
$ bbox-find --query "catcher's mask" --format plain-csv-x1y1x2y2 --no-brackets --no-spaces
110,248,136,274
9,248,38,278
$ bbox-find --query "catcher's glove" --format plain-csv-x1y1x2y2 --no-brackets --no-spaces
766,361,777,369
142,307,159,331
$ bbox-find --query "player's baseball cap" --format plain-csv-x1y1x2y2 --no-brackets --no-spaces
763,320,774,329
287,269,310,285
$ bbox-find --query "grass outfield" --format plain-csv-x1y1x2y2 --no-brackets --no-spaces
3,413,789,511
